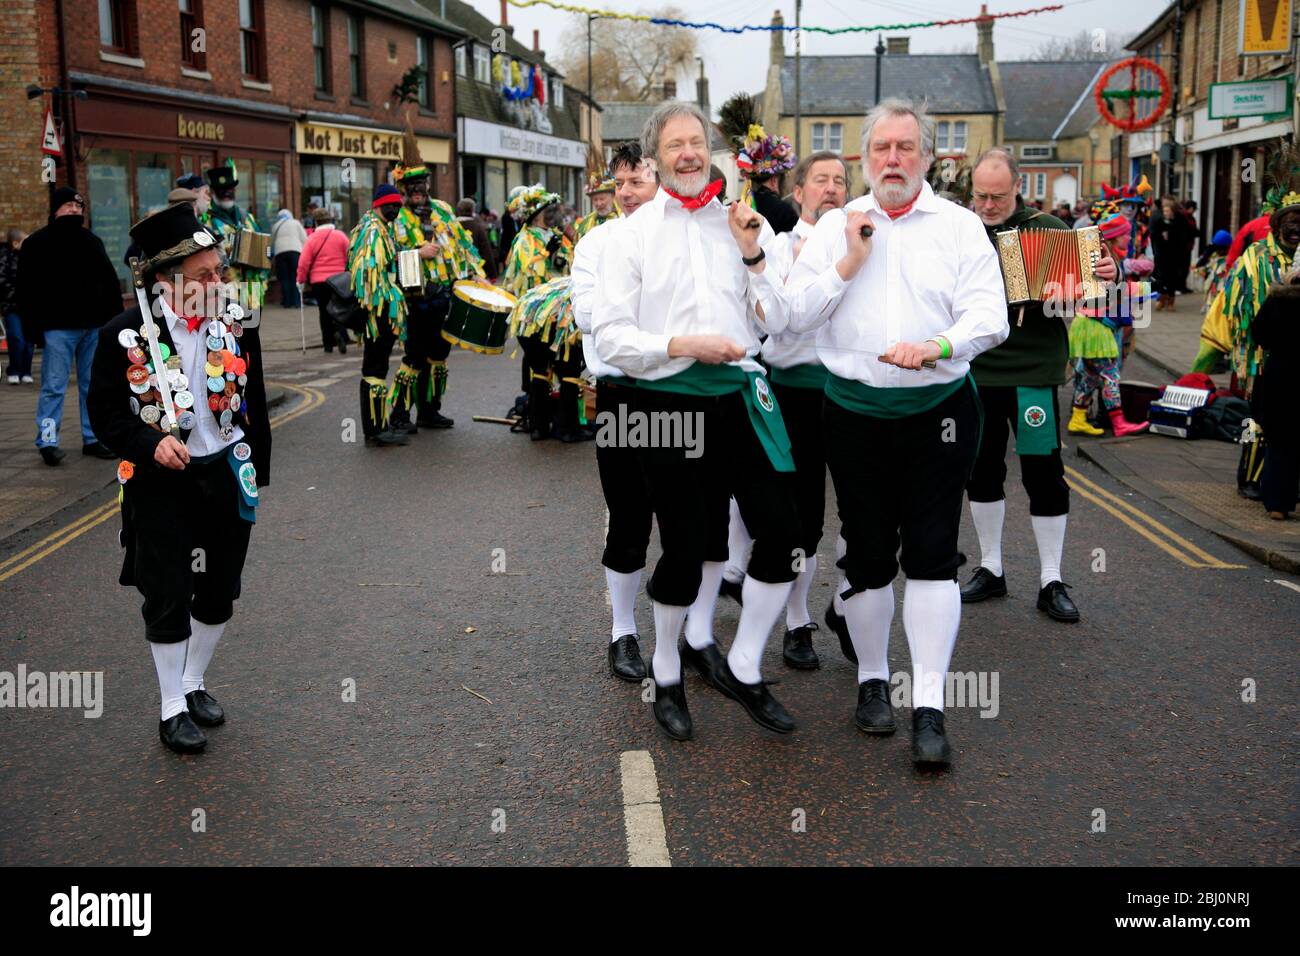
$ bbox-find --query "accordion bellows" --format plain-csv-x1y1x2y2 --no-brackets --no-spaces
397,248,424,290
230,228,271,270
995,225,1104,306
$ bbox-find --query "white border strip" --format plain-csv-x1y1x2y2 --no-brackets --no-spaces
620,750,671,867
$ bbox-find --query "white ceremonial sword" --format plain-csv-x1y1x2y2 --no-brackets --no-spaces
129,257,182,440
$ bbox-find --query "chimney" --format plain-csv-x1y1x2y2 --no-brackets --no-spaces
770,10,785,68
500,0,508,26
886,36,909,55
533,29,539,51
976,4,995,65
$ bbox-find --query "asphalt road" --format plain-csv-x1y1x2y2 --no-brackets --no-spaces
1,345,1296,865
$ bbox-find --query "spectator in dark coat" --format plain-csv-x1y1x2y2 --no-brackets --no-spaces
456,198,499,280
1,228,32,383
1252,277,1300,518
1151,196,1193,310
17,186,123,465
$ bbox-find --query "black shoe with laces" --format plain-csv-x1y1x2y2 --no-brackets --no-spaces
39,446,66,466
608,634,647,682
854,678,896,734
159,712,207,755
716,662,795,734
782,623,820,669
184,689,225,726
680,639,732,697
651,679,693,740
824,602,857,664
960,567,1007,603
1037,581,1080,622
911,707,951,766
82,442,117,460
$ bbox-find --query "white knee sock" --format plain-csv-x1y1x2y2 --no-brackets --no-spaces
786,554,817,630
606,568,641,642
727,577,793,684
832,534,848,614
1031,514,1067,588
902,579,961,711
683,561,725,649
723,498,751,584
182,618,226,693
843,584,894,683
651,602,689,686
970,500,1006,577
151,640,190,720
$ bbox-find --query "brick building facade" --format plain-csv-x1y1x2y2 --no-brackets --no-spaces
4,0,464,288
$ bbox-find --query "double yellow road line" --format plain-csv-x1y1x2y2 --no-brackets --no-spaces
0,381,324,584
1063,465,1246,569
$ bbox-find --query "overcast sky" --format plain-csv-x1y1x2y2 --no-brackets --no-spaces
469,0,1171,114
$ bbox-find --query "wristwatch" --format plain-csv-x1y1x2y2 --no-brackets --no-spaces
741,248,765,266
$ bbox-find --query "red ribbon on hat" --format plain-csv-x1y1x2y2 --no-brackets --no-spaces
663,179,724,211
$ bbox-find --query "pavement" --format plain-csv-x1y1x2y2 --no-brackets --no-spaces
0,327,1295,866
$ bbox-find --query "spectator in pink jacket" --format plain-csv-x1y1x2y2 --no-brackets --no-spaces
296,208,351,352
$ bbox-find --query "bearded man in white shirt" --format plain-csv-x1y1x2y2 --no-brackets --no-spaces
570,142,660,683
721,150,850,671
593,101,801,741
785,98,1010,767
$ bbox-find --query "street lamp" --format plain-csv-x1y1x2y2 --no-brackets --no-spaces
28,84,88,195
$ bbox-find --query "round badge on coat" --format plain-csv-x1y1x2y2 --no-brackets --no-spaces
117,329,139,349
237,374,248,386
158,343,172,361
125,346,146,364
1024,406,1047,428
226,303,245,322
178,410,197,430
117,460,134,484
754,376,775,413
126,364,150,385
206,335,224,351
140,404,161,424
233,441,252,462
168,371,188,390
230,393,242,413
219,409,233,428
174,390,195,409
194,230,214,247
207,321,224,338
166,355,183,370
129,396,140,415
237,461,258,498
130,380,151,395
207,375,224,393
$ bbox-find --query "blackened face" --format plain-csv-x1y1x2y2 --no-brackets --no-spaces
1275,209,1300,251
404,184,429,210
380,203,401,223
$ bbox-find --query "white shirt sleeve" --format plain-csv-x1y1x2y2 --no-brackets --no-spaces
592,222,673,375
783,209,852,334
570,230,600,335
746,222,790,335
939,212,1010,361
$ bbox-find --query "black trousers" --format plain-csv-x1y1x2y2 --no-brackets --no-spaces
120,456,253,644
770,381,827,556
596,379,653,573
966,383,1069,516
275,252,301,307
1262,437,1300,513
825,381,980,591
311,280,338,350
634,387,799,607
360,312,399,437
412,291,452,417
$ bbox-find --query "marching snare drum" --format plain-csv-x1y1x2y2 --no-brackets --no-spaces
443,279,517,354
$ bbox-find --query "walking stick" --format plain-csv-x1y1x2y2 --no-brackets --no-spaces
299,292,306,354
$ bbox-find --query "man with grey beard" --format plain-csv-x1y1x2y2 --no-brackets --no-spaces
785,98,1009,767
593,101,801,741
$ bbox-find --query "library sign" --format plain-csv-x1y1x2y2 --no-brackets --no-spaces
1208,78,1293,120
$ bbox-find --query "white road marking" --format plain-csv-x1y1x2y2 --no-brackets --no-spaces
1270,578,1300,595
620,750,671,867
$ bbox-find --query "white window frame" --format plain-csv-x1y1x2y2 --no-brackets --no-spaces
552,77,563,108
828,122,842,153
1034,172,1047,198
454,43,466,78
1019,173,1030,195
936,121,950,151
473,44,490,84
953,121,967,151
811,122,825,151
1020,144,1052,160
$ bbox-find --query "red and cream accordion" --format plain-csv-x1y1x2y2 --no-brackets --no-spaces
994,225,1105,307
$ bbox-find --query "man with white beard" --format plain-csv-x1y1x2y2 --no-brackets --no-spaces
785,99,1009,766
593,101,801,741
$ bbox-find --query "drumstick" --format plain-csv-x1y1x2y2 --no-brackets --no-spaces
860,224,874,239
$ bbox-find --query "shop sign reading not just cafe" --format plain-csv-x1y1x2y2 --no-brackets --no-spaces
295,121,450,163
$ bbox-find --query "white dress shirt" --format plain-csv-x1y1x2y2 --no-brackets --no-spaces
159,298,243,457
784,181,1009,387
571,217,625,380
592,188,788,381
760,216,820,370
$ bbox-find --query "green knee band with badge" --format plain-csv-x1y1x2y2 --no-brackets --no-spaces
1013,386,1059,457
227,441,259,523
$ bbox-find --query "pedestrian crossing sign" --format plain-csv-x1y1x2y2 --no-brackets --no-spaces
40,109,61,157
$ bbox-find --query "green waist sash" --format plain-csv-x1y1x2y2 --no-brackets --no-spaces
638,363,794,472
769,362,829,391
825,373,965,418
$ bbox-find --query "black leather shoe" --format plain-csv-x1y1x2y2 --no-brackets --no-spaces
718,576,744,605
960,567,1007,603
185,689,225,726
365,429,410,447
159,712,207,754
652,680,693,740
1037,581,1080,622
911,707,951,766
557,428,595,442
824,602,857,664
855,679,896,734
39,446,65,466
418,411,455,429
337,332,348,354
1239,481,1262,501
782,623,820,669
608,634,647,682
717,663,795,734
530,427,550,441
82,442,116,459
680,640,734,697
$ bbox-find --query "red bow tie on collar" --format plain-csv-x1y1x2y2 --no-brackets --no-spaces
663,178,724,211
182,315,205,334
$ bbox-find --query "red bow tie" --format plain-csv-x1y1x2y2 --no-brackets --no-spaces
183,315,204,334
663,178,724,211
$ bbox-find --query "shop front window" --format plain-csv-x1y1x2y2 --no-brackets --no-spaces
136,152,175,218
254,159,282,227
484,159,506,217
86,148,133,290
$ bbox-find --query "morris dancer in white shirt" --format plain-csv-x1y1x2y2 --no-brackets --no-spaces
571,142,660,682
594,101,800,741
721,151,850,671
785,99,1009,766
